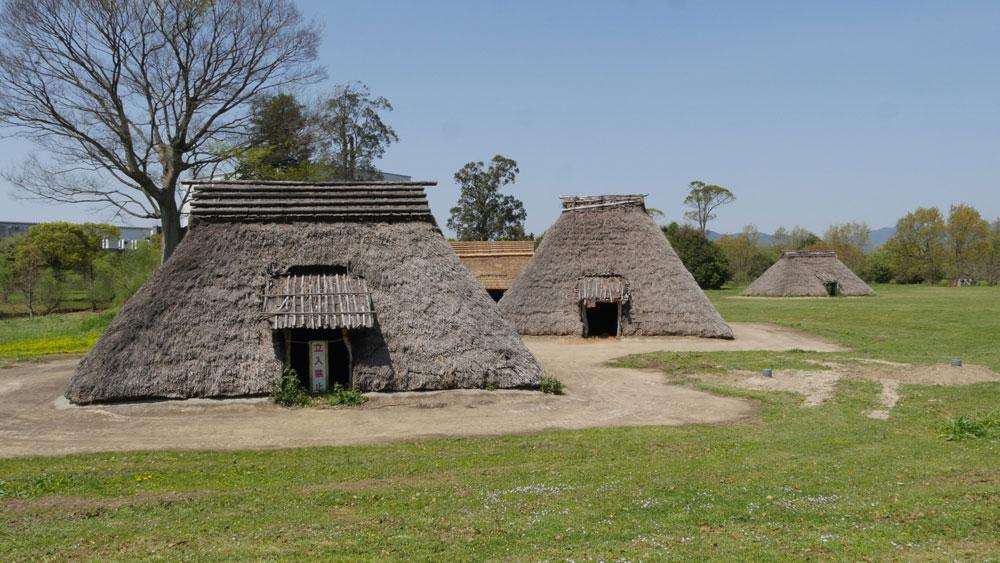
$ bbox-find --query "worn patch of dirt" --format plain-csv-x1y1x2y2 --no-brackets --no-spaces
0,323,842,458
719,369,842,406
692,361,1000,419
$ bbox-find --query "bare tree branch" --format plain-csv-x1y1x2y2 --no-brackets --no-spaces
0,0,323,260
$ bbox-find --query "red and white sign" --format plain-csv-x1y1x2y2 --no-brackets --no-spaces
309,340,328,393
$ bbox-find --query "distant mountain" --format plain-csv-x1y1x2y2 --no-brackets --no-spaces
868,227,895,251
705,227,896,252
705,230,773,244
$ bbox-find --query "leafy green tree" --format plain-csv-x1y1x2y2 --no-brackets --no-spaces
13,236,54,318
715,225,777,286
885,207,947,283
79,224,121,310
945,204,990,280
864,247,894,284
984,220,1000,286
824,222,871,275
111,236,162,304
316,83,398,180
236,94,316,180
0,234,18,304
447,155,527,241
662,222,732,289
24,222,88,279
683,181,735,234
771,226,822,250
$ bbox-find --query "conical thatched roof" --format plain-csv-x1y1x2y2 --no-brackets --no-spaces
498,195,733,338
744,251,876,297
66,181,542,404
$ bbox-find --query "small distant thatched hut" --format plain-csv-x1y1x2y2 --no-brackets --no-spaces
498,195,733,338
65,180,542,404
745,251,875,297
448,240,535,301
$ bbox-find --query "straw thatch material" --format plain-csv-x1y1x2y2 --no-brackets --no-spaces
448,241,534,291
65,181,542,404
744,251,876,297
498,195,733,338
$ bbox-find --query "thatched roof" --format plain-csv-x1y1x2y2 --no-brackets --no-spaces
448,241,534,290
65,180,542,404
744,251,876,297
498,195,733,338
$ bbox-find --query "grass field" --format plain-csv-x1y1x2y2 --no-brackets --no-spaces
1,286,999,559
0,309,115,364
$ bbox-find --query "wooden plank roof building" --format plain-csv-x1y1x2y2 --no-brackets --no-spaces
66,180,542,404
448,241,535,298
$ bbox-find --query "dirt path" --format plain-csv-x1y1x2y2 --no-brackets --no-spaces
0,323,842,458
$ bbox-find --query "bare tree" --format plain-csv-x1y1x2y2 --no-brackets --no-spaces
683,181,735,235
0,0,322,261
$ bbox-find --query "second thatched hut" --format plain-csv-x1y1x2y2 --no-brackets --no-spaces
744,251,875,297
498,195,733,338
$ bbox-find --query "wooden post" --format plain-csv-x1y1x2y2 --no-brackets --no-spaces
283,328,291,368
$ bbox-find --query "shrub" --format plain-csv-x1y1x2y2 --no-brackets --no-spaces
540,376,564,395
662,223,732,289
272,367,309,407
939,410,999,441
864,248,894,284
319,383,367,407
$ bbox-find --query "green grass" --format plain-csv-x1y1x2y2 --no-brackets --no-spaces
0,290,112,317
709,284,1000,370
0,309,115,362
1,382,998,560
1,285,999,559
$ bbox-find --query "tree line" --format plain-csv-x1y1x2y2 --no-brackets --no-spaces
0,224,160,318
664,198,1000,289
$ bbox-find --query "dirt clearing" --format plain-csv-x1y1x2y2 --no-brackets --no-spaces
692,361,1000,419
0,323,844,458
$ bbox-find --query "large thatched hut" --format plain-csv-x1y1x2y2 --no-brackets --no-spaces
448,240,535,301
65,180,542,404
498,195,733,338
745,251,875,297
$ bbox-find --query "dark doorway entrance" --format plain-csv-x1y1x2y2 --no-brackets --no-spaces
823,281,840,297
286,329,352,391
486,288,505,302
584,302,620,337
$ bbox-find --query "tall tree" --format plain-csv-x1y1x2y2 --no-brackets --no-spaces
945,204,990,280
447,155,527,241
885,207,947,283
13,237,51,318
236,94,315,180
316,82,398,180
79,224,122,310
715,225,776,285
683,181,735,234
662,222,732,289
0,0,322,262
0,234,18,305
984,219,1000,286
772,226,822,250
824,222,871,275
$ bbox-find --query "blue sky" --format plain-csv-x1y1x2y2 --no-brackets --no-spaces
2,1,999,236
